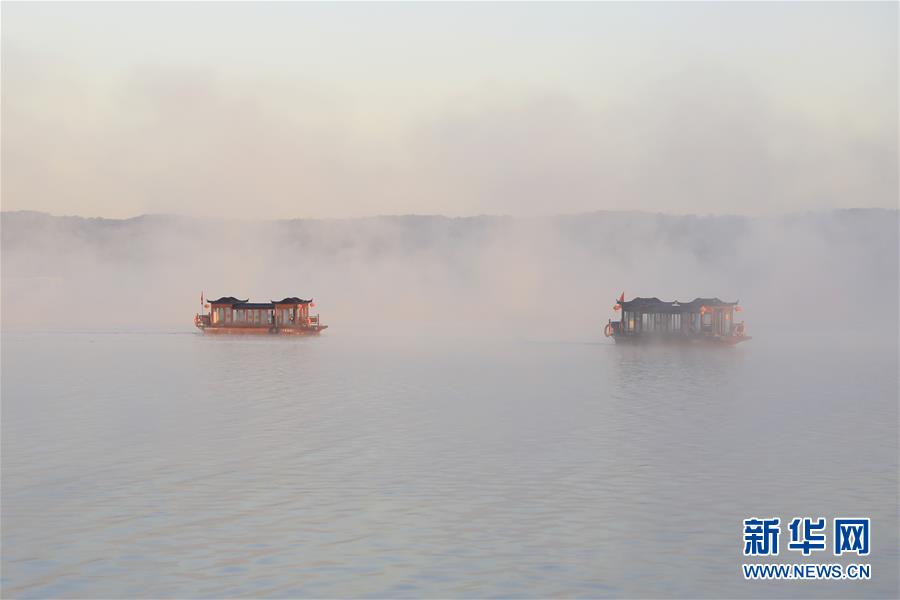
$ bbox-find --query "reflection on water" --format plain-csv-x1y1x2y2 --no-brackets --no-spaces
2,332,897,598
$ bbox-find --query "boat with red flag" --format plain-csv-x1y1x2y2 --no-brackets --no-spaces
605,293,749,344
194,294,328,335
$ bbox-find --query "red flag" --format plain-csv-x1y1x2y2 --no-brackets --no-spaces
618,292,625,303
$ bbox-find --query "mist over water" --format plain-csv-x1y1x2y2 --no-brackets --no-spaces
1,209,898,598
2,209,897,338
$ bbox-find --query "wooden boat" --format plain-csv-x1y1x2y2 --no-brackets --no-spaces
194,295,327,335
605,295,750,344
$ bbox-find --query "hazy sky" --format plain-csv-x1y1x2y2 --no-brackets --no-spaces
2,2,897,219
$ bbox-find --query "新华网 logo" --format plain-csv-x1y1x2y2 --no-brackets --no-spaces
742,516,871,581
743,516,870,556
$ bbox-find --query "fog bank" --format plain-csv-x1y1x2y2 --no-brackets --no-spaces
1,209,897,340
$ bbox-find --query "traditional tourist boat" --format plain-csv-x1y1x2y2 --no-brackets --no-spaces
605,294,749,344
194,295,328,335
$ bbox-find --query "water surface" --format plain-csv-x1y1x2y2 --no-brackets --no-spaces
2,332,897,598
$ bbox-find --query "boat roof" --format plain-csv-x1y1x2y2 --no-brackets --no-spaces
207,296,311,306
234,302,274,310
272,297,312,304
619,297,738,313
207,296,248,304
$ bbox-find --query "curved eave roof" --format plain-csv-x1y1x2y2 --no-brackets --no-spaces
618,297,739,312
208,296,249,304
207,296,312,306
207,296,312,308
271,297,312,304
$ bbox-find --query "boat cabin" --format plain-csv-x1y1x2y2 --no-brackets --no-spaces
195,296,327,335
606,297,748,344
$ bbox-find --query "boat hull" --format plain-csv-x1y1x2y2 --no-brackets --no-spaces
198,325,328,335
612,334,750,345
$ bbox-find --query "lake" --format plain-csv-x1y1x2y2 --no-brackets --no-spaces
2,331,897,598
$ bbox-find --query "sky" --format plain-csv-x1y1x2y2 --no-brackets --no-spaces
2,1,897,219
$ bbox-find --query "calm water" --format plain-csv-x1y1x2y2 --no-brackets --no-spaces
2,331,898,598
